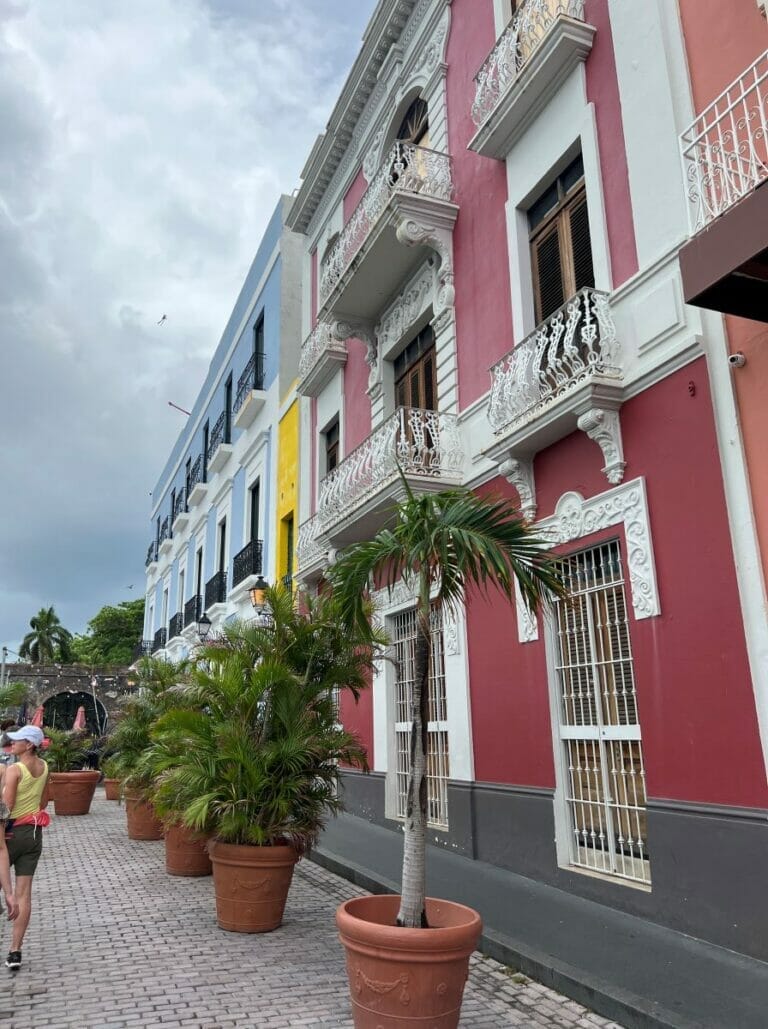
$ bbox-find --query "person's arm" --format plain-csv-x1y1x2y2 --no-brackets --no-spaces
0,823,17,921
2,764,20,812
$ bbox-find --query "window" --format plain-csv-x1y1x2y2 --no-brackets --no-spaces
202,421,209,483
170,488,176,525
323,419,340,476
392,605,449,829
394,325,436,411
178,569,185,611
224,374,233,444
249,480,260,542
218,519,227,576
195,548,203,598
253,314,265,390
155,516,161,544
396,97,429,147
162,588,169,627
185,457,191,498
551,541,650,885
529,154,594,324
282,513,294,588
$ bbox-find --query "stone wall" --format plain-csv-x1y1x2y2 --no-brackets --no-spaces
1,663,137,732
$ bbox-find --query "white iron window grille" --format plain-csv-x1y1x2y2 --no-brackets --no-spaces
551,541,650,885
681,50,768,232
392,605,449,830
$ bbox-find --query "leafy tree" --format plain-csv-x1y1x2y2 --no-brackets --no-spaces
329,483,566,928
19,606,73,664
70,599,145,665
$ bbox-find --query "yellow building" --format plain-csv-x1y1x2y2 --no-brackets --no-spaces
275,390,299,588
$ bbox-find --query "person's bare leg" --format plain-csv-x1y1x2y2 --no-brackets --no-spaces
10,876,32,951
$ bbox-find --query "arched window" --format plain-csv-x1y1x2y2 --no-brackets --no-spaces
396,97,429,148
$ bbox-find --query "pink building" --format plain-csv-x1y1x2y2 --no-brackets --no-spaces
288,2,768,1019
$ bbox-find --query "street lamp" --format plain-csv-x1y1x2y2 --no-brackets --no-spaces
196,612,212,642
249,576,272,627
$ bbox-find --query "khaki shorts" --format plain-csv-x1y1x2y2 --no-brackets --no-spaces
7,825,43,876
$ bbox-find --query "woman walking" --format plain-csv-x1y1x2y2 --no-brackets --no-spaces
2,725,49,969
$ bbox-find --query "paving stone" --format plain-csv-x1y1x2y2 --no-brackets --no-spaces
0,793,625,1027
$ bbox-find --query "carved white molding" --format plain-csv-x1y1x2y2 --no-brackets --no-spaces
377,262,434,358
577,407,626,485
395,219,454,313
517,477,660,643
515,578,539,643
332,318,378,391
498,454,536,520
443,608,460,655
362,128,385,183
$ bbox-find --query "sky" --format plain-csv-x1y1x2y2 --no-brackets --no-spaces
0,0,376,652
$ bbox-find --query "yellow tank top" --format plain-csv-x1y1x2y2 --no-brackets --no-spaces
11,761,49,818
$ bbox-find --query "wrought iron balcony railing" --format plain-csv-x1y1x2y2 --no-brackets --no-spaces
232,539,264,587
132,640,153,660
472,0,585,127
317,407,464,529
298,321,347,385
152,628,167,653
281,573,293,592
207,411,228,461
145,541,157,567
168,612,183,640
184,594,202,628
189,453,205,490
205,570,227,609
159,517,171,545
172,487,187,522
235,351,266,413
297,514,330,571
681,50,768,233
487,288,620,435
319,140,453,305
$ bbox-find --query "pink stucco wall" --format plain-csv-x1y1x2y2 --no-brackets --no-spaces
343,340,372,454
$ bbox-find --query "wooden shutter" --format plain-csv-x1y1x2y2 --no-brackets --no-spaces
533,225,565,323
568,196,595,294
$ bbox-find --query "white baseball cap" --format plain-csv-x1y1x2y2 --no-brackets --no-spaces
7,726,45,747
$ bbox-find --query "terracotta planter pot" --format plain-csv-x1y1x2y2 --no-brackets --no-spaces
124,792,164,841
50,771,100,816
103,778,121,801
336,894,482,1029
165,824,212,877
208,840,298,933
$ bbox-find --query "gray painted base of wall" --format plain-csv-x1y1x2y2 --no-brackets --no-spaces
329,771,768,1027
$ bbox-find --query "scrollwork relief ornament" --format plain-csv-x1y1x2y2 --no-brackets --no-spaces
332,318,379,390
362,127,384,183
577,407,626,485
377,263,433,355
395,219,454,314
443,608,460,655
498,455,536,520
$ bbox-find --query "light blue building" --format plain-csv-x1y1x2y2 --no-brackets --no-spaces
141,196,302,658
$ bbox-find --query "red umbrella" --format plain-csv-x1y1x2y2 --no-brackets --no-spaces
72,706,87,732
30,706,44,728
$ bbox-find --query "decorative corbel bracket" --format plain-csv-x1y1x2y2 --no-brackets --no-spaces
395,219,455,315
577,407,626,485
332,318,379,395
498,453,536,520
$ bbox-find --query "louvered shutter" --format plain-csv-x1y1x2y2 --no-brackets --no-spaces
533,225,565,322
569,196,595,293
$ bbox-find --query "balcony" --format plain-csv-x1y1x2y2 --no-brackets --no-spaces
132,640,153,661
234,351,267,430
318,140,456,323
152,628,167,654
168,612,183,641
184,594,202,629
485,289,624,511
298,321,347,398
205,570,227,611
296,514,332,584
679,51,768,321
316,407,464,548
231,538,264,597
187,454,207,508
158,516,172,558
207,411,233,474
145,541,158,569
172,486,189,534
469,0,594,159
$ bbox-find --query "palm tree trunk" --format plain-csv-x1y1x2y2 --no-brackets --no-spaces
397,604,431,928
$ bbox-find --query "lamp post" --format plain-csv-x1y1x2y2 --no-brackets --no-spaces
249,576,273,627
0,647,7,689
196,612,212,642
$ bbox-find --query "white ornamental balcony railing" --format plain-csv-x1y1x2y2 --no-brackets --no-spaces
298,321,345,383
488,288,620,435
472,0,585,127
319,141,453,306
317,407,464,528
681,50,768,233
296,514,329,572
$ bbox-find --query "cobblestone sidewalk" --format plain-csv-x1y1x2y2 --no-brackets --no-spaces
0,793,623,1029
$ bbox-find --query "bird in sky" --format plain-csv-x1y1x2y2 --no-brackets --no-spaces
125,585,134,590
157,314,167,325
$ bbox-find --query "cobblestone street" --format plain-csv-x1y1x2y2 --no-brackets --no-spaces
0,792,623,1029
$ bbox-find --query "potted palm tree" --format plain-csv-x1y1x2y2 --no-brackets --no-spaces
44,728,99,815
108,657,182,840
100,755,121,801
329,483,565,1028
151,587,383,932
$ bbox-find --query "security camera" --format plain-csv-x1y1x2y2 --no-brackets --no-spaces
728,352,747,369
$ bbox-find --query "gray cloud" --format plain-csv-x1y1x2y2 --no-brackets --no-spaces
0,0,374,649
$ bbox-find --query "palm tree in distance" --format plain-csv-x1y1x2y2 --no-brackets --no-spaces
329,481,566,929
19,606,73,664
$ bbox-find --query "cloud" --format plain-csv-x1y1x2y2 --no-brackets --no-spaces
0,0,374,649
